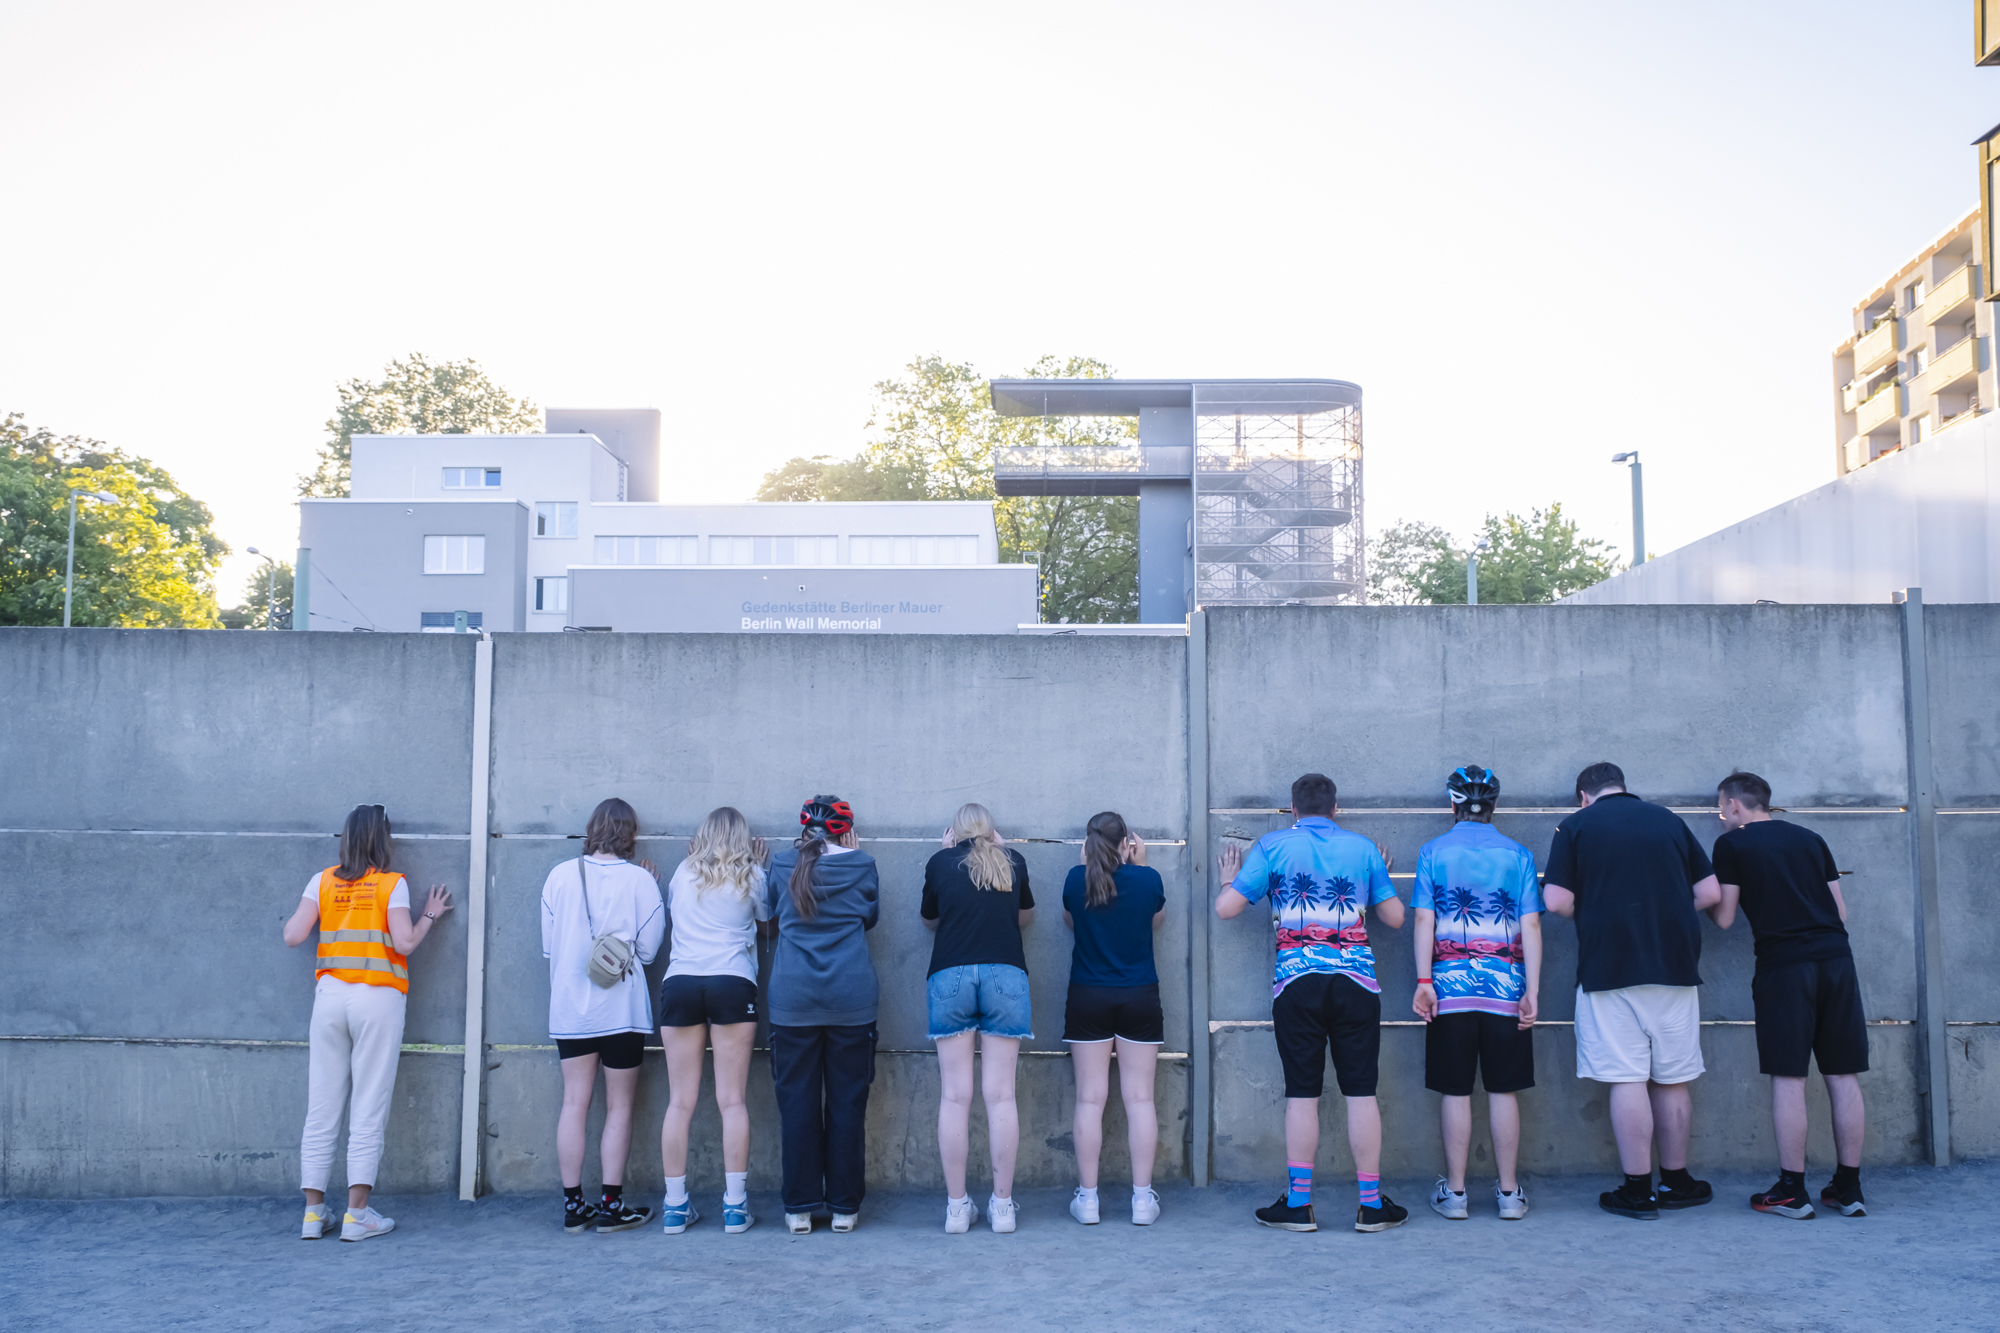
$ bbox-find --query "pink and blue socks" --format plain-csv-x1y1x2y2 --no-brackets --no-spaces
1357,1172,1381,1209
1287,1161,1313,1208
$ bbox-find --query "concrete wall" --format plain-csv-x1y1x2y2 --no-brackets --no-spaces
1,604,1990,1197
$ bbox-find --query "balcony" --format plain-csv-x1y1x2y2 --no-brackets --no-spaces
993,444,1188,496
1922,265,1976,325
1855,382,1901,435
1921,335,1979,395
1853,318,1900,375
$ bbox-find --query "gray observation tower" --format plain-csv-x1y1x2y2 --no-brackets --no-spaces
989,378,1364,622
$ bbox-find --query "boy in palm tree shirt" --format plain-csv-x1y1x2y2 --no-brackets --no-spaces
1216,773,1408,1234
1411,766,1542,1221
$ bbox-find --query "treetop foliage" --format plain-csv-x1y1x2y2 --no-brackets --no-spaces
299,354,541,498
1368,505,1621,605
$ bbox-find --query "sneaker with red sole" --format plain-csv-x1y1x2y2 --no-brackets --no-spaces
1750,1178,1816,1220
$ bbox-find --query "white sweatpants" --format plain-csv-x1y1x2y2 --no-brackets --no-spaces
300,976,408,1192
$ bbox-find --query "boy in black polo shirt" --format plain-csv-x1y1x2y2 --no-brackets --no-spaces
1710,772,1868,1220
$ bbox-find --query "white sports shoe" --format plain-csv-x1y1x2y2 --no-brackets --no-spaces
988,1194,1018,1234
1429,1178,1469,1220
1496,1182,1529,1220
339,1205,395,1242
944,1196,979,1234
301,1204,331,1239
785,1211,813,1235
1069,1188,1100,1225
1131,1187,1162,1226
830,1211,858,1233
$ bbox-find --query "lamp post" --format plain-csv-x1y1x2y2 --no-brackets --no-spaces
1611,451,1645,565
247,547,278,629
1466,537,1490,605
63,489,120,628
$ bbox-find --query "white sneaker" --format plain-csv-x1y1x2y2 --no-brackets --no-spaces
1131,1187,1162,1226
1429,1178,1469,1220
831,1210,858,1233
989,1194,1018,1234
339,1205,395,1242
1496,1182,1529,1220
301,1204,331,1239
1069,1188,1100,1225
785,1211,813,1235
944,1196,978,1234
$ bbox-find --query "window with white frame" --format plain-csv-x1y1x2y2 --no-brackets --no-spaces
1912,414,1931,444
848,534,979,565
1910,345,1930,377
534,576,569,612
1907,278,1926,311
443,467,502,489
709,535,839,564
535,502,578,538
423,535,486,574
593,535,698,564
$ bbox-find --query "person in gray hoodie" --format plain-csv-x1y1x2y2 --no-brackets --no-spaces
764,795,881,1235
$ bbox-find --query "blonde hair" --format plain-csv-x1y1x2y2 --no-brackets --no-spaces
950,802,1014,892
686,806,756,898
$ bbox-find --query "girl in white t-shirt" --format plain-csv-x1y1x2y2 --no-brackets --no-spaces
657,806,771,1235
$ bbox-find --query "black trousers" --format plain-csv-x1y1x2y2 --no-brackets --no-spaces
769,1023,876,1215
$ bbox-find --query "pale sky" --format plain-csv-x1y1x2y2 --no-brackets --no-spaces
3,1,1994,605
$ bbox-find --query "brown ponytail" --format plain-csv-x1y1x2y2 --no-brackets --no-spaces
789,834,826,921
1083,810,1127,909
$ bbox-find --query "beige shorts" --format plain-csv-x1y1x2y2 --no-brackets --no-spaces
1574,984,1705,1084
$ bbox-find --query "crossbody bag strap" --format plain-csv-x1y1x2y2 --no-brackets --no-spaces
577,855,597,936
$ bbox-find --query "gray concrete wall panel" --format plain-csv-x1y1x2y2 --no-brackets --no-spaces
1937,816,2000,1020
1925,606,2000,804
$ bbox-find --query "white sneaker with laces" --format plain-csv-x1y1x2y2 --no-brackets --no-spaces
1429,1178,1469,1220
1069,1188,1100,1225
944,1196,978,1234
339,1205,395,1242
1496,1182,1529,1220
301,1204,331,1240
785,1211,813,1235
988,1194,1018,1234
1131,1187,1162,1226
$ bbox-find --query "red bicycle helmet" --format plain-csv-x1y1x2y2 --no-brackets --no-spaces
800,795,854,838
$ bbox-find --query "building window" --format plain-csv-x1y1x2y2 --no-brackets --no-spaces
1912,415,1930,445
1906,279,1925,311
593,535,698,564
443,467,502,489
535,502,578,537
1909,345,1930,378
423,534,486,574
849,534,979,565
419,611,483,633
534,576,569,612
708,535,839,564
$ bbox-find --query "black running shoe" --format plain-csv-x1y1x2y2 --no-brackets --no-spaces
1355,1195,1409,1233
1599,1182,1660,1220
595,1201,654,1233
1655,1176,1713,1210
1750,1179,1816,1220
1254,1196,1318,1232
563,1200,600,1235
1820,1181,1867,1217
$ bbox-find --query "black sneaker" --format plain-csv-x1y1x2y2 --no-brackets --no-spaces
1655,1176,1713,1210
1820,1180,1867,1217
1750,1179,1816,1220
595,1201,654,1233
1254,1196,1318,1232
1599,1182,1660,1220
563,1199,600,1234
1355,1195,1408,1232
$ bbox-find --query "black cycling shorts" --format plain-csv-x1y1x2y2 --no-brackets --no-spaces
658,973,760,1028
1272,972,1381,1098
1753,954,1869,1078
1063,983,1165,1044
1424,1010,1535,1096
555,1030,647,1069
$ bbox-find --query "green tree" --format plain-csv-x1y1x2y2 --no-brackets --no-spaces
221,559,293,630
1409,504,1620,604
0,413,226,626
1366,519,1452,605
299,354,541,497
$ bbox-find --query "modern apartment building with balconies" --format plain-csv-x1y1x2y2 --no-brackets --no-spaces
1831,208,1993,475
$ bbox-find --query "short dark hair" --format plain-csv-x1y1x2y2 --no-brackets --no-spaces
1574,762,1626,802
1717,772,1771,811
584,797,639,859
336,804,393,881
1291,773,1337,818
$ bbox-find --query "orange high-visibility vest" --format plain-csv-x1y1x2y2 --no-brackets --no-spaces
315,867,410,993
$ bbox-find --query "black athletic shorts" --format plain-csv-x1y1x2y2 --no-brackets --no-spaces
1424,1010,1535,1096
1752,954,1869,1078
555,1030,647,1069
1063,982,1165,1044
658,973,760,1028
1273,972,1381,1098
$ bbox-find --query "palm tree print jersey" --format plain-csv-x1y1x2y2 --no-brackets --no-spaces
1229,818,1397,998
1411,822,1543,1017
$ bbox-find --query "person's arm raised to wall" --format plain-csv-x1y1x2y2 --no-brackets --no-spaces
1690,873,1722,913
1213,842,1253,920
1709,881,1741,929
283,891,319,948
388,882,453,954
1542,826,1577,918
1367,845,1405,930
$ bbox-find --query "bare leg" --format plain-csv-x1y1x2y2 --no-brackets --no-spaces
711,1022,757,1174
347,1184,370,1211
1825,1073,1865,1168
981,1034,1022,1199
1440,1095,1473,1193
600,1064,640,1188
1607,1081,1655,1175
558,1053,601,1189
936,1032,976,1198
1115,1038,1160,1190
1345,1095,1382,1177
1489,1092,1521,1193
659,1025,708,1180
1649,1080,1692,1172
1284,1097,1321,1165
1069,1041,1113,1190
1771,1075,1809,1174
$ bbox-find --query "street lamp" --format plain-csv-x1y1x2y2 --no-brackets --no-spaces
63,489,119,628
1467,538,1490,605
1610,451,1645,566
247,547,279,630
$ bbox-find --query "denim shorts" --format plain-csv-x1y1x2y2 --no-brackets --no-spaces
926,964,1034,1041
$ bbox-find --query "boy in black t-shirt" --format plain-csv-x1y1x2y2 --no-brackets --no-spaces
1709,772,1868,1220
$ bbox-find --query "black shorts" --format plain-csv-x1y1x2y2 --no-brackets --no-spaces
555,1031,647,1069
658,973,760,1028
1272,972,1381,1098
1424,1010,1535,1096
1753,954,1869,1078
1063,983,1165,1044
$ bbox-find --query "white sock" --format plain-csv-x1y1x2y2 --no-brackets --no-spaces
724,1172,748,1206
1133,1185,1152,1197
949,1194,970,1206
664,1175,688,1206
1079,1186,1099,1203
